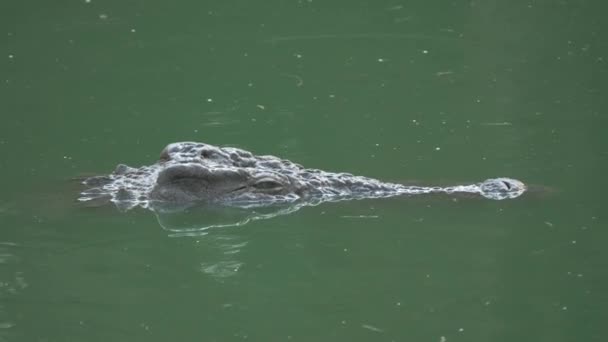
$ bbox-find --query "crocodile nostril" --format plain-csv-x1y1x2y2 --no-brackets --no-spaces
502,181,511,190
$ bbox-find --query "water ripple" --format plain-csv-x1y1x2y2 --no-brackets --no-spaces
0,242,27,335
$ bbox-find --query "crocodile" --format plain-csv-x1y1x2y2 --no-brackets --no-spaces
79,142,526,212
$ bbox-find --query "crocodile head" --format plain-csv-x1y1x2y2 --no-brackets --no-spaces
149,142,305,205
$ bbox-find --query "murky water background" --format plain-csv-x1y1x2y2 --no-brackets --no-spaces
1,1,606,341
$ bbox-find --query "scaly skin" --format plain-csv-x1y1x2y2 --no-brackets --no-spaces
79,142,526,211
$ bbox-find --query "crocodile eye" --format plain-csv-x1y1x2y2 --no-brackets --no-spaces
254,180,283,191
201,149,213,158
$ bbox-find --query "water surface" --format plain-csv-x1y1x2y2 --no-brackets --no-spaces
1,0,606,341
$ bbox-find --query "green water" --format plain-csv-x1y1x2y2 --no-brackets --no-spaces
1,0,607,341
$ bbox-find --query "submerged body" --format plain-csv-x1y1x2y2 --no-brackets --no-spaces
79,142,526,211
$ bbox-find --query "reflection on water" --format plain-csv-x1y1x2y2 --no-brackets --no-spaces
199,234,248,280
153,203,303,280
199,260,244,279
153,202,308,237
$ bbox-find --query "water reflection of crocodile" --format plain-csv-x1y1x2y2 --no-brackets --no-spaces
79,142,526,214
